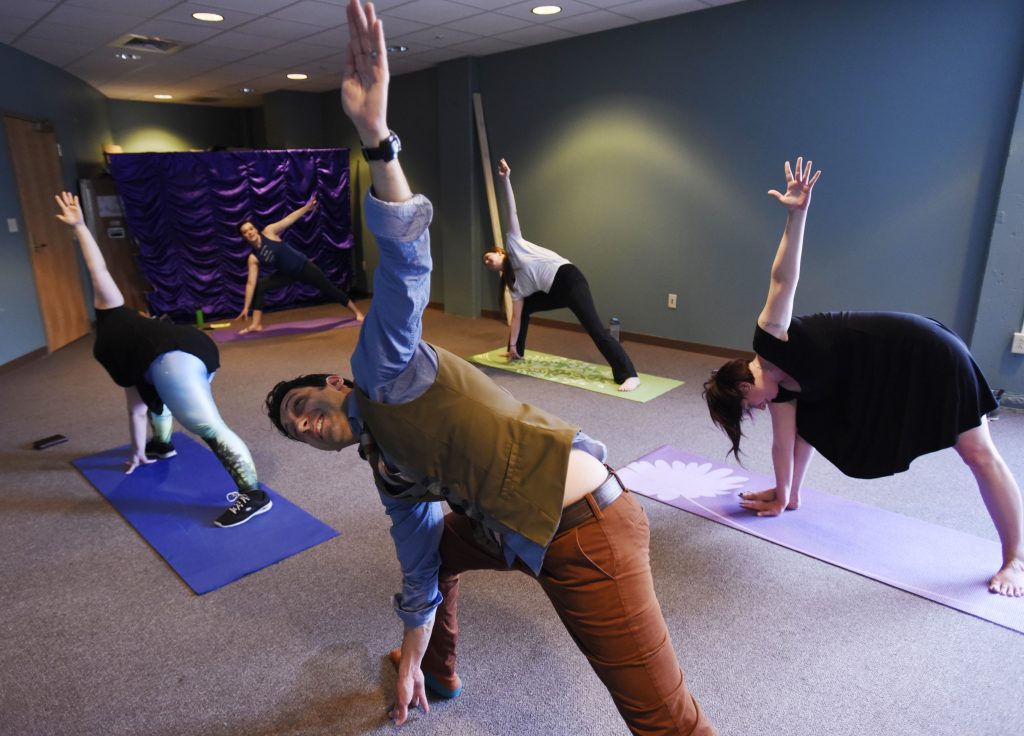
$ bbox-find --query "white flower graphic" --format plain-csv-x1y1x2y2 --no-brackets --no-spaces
620,459,748,502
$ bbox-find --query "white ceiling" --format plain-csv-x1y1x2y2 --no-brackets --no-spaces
1,0,742,107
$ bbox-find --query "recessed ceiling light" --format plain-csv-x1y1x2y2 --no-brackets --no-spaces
386,45,409,53
192,12,224,22
532,5,562,15
240,87,256,93
153,94,174,99
286,73,308,80
114,51,142,61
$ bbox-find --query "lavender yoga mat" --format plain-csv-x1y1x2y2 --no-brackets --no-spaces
72,432,339,595
213,315,358,343
619,446,1023,634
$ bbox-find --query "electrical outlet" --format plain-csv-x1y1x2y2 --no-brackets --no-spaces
667,293,677,309
1012,332,1024,355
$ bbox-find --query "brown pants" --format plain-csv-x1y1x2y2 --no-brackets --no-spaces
421,490,717,736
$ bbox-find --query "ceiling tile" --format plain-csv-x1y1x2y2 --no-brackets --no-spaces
20,21,114,45
1,0,57,22
47,3,150,30
495,0,598,22
447,0,521,9
396,26,481,49
549,9,637,34
448,36,523,56
495,23,576,45
387,0,486,26
231,15,326,41
65,0,178,13
270,0,347,27
445,11,531,35
613,0,707,22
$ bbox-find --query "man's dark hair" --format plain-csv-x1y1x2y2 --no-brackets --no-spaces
264,373,353,440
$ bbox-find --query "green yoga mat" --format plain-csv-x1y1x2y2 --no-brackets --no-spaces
470,348,683,402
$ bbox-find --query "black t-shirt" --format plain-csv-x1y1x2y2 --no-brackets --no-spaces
93,306,220,413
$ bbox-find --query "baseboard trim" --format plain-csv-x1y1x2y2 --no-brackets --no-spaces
0,347,47,375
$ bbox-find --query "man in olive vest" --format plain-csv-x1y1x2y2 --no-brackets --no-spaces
264,3,716,734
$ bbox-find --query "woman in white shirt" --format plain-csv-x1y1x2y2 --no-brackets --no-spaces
483,159,640,392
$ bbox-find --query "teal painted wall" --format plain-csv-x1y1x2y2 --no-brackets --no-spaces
107,99,257,152
3,0,1024,399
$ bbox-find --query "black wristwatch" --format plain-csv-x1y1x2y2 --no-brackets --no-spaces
362,131,401,162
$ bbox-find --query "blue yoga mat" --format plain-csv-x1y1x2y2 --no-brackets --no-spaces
620,445,1024,634
72,432,339,595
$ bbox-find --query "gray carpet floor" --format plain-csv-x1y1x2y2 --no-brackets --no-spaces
2,302,1022,736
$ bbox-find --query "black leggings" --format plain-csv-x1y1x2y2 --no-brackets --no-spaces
252,259,352,311
517,264,637,384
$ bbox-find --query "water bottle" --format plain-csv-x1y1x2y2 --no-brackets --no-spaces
609,316,621,342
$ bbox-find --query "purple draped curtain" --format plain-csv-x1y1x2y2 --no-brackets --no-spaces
107,149,352,321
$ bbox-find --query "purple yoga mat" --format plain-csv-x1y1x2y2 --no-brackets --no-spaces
212,315,358,343
619,446,1023,634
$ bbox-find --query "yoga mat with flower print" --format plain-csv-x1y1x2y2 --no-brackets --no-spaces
470,347,683,402
619,445,1023,634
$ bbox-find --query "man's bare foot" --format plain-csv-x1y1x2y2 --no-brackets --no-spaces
238,325,263,335
618,376,641,392
386,648,463,698
989,557,1024,597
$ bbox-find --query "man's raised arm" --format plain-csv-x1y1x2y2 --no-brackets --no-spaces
342,0,412,205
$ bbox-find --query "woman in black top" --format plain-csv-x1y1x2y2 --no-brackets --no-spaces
701,159,1022,597
55,192,271,528
236,195,363,334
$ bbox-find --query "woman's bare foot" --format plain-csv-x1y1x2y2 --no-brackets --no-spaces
239,324,263,335
738,488,799,513
618,376,640,392
739,489,776,502
989,557,1024,597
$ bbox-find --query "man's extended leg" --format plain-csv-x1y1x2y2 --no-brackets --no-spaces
539,490,716,736
418,511,515,689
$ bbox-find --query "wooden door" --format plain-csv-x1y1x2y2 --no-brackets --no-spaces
4,116,90,352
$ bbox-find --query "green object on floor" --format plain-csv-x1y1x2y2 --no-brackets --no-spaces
195,309,205,329
470,348,684,403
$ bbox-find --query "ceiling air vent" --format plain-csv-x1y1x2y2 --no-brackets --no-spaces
111,34,187,55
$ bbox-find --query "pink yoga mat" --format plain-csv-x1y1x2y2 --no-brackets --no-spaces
619,445,1024,634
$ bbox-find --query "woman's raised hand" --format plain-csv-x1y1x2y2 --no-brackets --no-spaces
767,157,821,212
54,191,84,226
497,158,510,178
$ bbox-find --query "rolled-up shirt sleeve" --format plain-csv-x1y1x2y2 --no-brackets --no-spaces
351,191,444,629
352,192,434,390
379,490,445,628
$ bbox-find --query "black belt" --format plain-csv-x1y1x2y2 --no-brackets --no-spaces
557,471,624,533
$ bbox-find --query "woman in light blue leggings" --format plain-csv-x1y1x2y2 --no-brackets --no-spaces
145,350,258,494
56,191,271,528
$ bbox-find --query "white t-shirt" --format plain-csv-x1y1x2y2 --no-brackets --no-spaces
505,233,570,300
